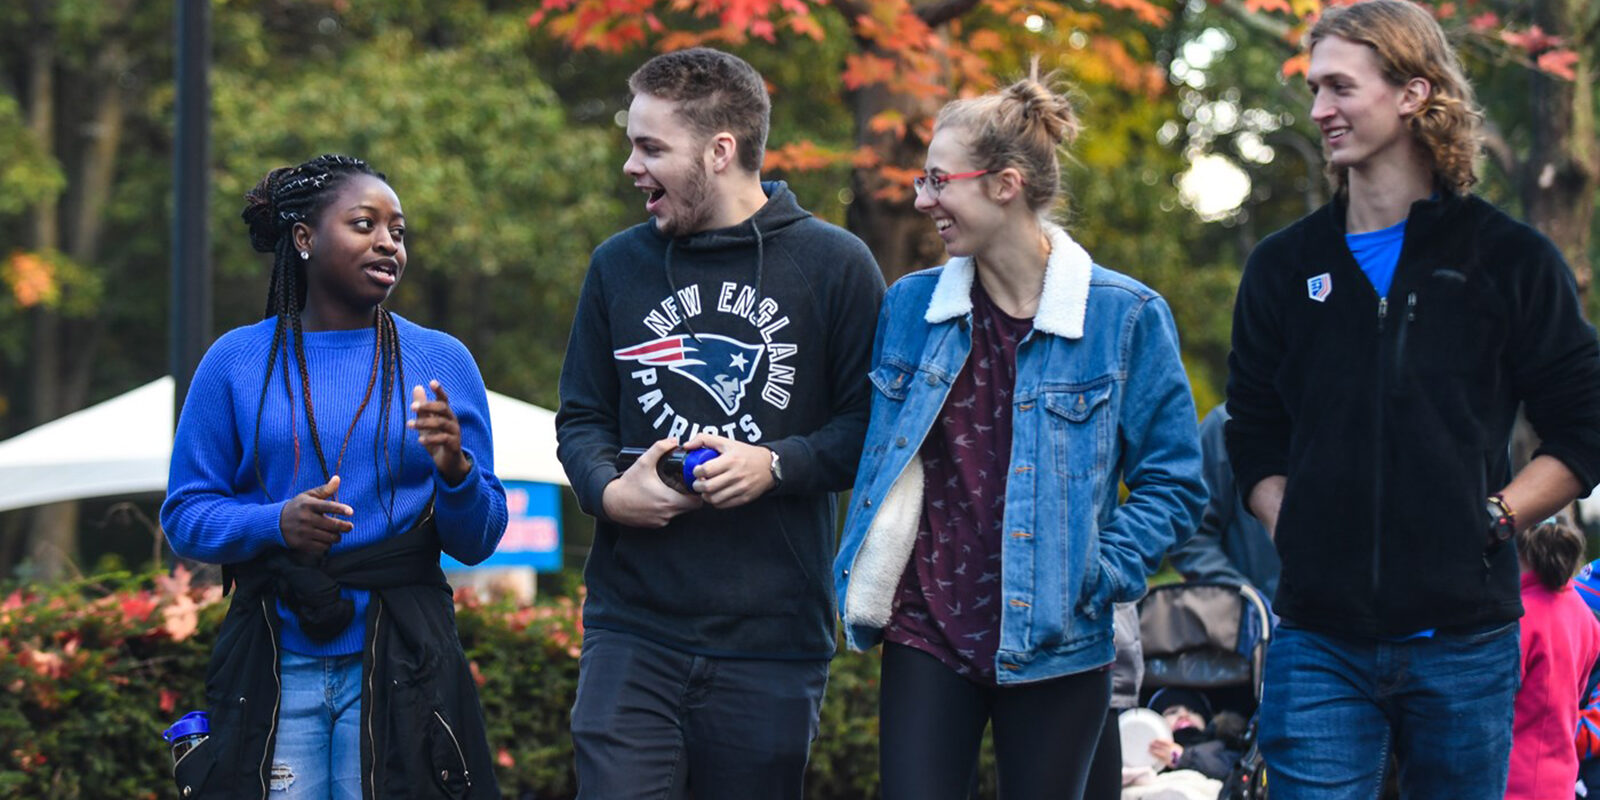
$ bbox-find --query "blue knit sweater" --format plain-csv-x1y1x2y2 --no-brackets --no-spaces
162,314,507,655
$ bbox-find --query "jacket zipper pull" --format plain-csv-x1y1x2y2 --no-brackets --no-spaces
1377,297,1388,333
1406,292,1416,322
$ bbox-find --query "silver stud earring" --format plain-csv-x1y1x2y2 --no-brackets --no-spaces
299,251,310,261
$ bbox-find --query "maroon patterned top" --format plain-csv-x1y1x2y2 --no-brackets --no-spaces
885,279,1031,683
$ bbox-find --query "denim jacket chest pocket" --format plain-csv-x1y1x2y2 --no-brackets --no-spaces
869,362,914,401
1039,378,1116,479
865,362,918,462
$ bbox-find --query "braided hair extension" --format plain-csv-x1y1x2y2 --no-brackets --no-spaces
375,304,405,522
240,154,405,523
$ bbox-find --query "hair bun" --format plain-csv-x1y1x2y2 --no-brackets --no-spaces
1005,77,1080,148
240,166,299,253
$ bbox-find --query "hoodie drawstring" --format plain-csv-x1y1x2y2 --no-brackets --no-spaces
663,218,767,344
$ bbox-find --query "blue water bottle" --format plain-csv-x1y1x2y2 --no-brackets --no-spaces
163,710,209,764
616,446,720,494
653,447,719,494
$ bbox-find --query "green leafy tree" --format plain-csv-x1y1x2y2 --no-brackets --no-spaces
206,3,625,408
0,0,633,578
0,1,174,579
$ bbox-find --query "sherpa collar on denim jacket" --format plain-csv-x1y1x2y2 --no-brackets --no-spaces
922,221,1093,339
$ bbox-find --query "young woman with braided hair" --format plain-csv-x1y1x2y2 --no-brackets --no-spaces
162,154,507,798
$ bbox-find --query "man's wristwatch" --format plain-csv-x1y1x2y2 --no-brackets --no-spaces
1486,493,1516,547
768,448,784,487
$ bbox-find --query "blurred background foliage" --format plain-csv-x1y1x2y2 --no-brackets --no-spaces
1,0,1597,576
4,1,1600,794
0,569,965,799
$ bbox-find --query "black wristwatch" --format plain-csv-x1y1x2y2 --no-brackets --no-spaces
1485,494,1516,548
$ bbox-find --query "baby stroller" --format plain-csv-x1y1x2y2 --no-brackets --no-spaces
1137,581,1273,800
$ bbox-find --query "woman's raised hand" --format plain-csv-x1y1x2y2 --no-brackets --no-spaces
409,380,472,485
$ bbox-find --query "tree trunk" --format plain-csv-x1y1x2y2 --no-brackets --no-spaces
20,20,78,581
20,26,131,581
1519,0,1596,300
843,54,946,284
0,512,24,578
68,42,127,266
61,40,127,414
1508,0,1596,473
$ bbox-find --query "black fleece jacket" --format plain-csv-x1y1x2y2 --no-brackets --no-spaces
556,181,885,658
1226,191,1600,637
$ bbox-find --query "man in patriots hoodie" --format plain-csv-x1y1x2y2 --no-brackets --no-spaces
555,48,885,800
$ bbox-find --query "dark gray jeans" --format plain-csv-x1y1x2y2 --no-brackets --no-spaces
570,627,829,800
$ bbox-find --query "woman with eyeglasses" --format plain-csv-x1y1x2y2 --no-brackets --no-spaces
832,64,1206,799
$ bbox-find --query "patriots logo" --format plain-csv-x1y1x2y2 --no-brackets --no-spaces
1307,272,1332,303
615,334,765,415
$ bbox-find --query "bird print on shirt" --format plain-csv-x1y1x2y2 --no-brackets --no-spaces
882,281,1029,683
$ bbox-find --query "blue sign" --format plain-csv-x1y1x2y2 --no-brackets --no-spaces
441,480,563,572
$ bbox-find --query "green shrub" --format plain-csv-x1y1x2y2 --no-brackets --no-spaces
0,570,220,799
4,570,965,799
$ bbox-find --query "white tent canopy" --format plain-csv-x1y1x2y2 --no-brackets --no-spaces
0,376,566,514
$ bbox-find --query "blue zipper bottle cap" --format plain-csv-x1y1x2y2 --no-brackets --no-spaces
163,710,210,743
683,448,719,488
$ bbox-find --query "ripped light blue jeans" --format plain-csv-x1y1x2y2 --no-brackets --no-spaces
1257,620,1519,799
272,650,363,799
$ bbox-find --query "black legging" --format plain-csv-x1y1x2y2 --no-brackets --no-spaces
1082,707,1123,800
879,643,1112,800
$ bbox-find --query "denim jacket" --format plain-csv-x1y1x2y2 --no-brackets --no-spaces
833,223,1205,684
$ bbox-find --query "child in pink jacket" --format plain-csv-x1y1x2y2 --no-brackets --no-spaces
1509,516,1600,800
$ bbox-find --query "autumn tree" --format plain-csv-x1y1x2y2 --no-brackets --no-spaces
526,0,1177,281
1190,0,1596,297
1173,0,1597,466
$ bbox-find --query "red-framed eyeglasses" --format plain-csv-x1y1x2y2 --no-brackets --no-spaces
912,170,992,197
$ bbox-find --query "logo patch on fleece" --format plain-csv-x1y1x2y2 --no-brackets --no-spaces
1307,272,1332,303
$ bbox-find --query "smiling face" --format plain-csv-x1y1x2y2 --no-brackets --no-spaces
1161,704,1207,733
1307,35,1423,177
914,126,1005,259
293,173,406,331
623,92,716,238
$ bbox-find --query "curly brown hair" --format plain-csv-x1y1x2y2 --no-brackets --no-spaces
1310,0,1483,195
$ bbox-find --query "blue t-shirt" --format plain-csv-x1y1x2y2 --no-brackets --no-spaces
1346,219,1407,298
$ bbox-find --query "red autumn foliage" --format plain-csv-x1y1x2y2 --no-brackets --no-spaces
1501,25,1564,54
1536,49,1580,81
1468,11,1500,32
525,0,1184,186
1100,0,1171,27
1243,0,1292,14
